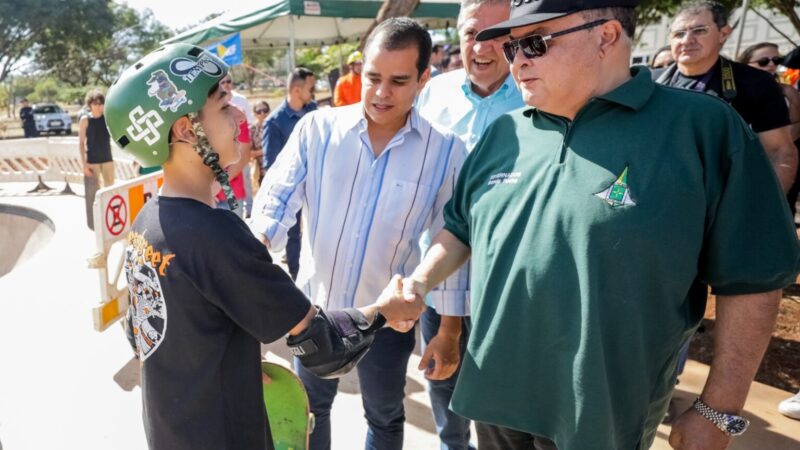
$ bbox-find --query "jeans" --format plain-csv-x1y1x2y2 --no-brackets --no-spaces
475,423,558,450
286,211,302,280
295,327,415,450
420,308,474,450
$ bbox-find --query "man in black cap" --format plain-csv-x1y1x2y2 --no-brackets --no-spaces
389,1,799,449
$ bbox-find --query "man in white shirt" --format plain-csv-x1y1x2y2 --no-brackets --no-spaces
250,18,469,450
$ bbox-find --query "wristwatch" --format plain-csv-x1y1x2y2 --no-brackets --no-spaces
692,398,750,436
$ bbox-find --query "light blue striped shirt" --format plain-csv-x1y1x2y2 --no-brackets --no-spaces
417,69,525,151
249,104,470,316
416,69,524,311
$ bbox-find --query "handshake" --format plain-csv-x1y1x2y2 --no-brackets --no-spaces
374,275,461,381
374,275,428,333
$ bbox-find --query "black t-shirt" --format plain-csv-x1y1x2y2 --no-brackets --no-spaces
653,58,790,133
124,196,311,450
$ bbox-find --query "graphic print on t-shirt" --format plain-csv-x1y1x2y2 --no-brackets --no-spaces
125,230,175,361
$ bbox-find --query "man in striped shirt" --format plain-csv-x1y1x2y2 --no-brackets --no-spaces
250,18,469,450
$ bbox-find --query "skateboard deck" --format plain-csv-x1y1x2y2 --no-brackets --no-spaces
262,362,314,450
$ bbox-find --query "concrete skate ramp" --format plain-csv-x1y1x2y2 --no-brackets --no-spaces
0,204,54,278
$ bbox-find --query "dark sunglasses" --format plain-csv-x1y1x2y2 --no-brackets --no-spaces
502,19,608,64
220,79,233,85
751,56,783,67
255,108,269,114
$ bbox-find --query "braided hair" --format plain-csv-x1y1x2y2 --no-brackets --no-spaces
189,112,239,210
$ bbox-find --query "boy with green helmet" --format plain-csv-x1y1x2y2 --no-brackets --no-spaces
106,44,424,450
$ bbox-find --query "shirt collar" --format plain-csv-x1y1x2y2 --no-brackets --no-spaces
594,66,655,111
341,103,423,138
460,71,517,101
280,99,305,119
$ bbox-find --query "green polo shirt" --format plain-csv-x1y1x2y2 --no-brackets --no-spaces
443,66,799,450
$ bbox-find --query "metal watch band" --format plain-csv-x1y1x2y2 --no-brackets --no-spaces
692,398,729,433
692,397,750,437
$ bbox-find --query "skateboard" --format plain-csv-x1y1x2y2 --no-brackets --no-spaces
262,362,314,450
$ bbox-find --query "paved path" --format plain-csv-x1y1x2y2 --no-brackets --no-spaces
0,182,797,449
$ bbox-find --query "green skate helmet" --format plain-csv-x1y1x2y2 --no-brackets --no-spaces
105,43,239,209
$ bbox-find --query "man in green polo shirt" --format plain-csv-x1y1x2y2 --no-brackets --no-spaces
389,1,799,449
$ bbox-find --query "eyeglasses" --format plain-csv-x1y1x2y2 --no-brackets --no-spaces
669,25,710,41
255,108,269,114
502,19,609,64
220,79,233,85
751,56,783,67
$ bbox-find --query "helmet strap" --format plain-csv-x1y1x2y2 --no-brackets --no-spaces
188,113,239,211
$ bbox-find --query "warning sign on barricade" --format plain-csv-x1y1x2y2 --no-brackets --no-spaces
93,172,163,250
91,171,163,331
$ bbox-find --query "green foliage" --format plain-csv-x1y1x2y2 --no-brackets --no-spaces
636,0,742,29
636,0,800,32
0,0,115,85
11,77,37,101
28,78,60,103
35,3,171,87
295,43,359,76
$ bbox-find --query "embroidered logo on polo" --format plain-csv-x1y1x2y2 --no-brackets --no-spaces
488,172,521,186
125,231,176,361
595,166,637,207
146,69,188,112
169,55,223,83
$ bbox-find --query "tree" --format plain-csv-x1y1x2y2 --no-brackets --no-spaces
759,0,800,36
637,0,800,38
35,4,171,87
359,0,421,50
0,0,114,85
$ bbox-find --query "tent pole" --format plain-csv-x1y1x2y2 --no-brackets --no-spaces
289,15,296,71
733,0,751,58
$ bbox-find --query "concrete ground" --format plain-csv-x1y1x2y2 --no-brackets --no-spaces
0,181,798,449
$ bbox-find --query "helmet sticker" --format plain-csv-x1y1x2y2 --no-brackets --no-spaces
126,106,164,146
169,55,223,82
147,70,189,112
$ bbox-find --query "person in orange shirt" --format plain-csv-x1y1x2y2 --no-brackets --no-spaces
333,51,363,106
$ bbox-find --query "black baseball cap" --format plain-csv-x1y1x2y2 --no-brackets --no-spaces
476,0,641,41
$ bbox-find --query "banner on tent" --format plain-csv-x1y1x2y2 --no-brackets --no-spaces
208,33,243,67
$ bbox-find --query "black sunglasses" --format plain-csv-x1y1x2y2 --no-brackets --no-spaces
752,56,783,67
502,19,609,64
255,108,269,114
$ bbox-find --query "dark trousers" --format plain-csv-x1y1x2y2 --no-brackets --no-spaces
23,123,37,138
286,211,302,279
420,308,474,450
476,423,558,450
295,327,415,450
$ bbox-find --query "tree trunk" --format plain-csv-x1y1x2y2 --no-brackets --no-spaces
772,0,800,39
359,0,421,51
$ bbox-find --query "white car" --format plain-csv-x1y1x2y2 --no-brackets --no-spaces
32,104,72,135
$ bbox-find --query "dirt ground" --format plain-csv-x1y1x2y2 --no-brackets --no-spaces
689,294,800,393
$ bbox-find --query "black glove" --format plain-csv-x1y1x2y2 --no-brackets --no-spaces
286,307,386,379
